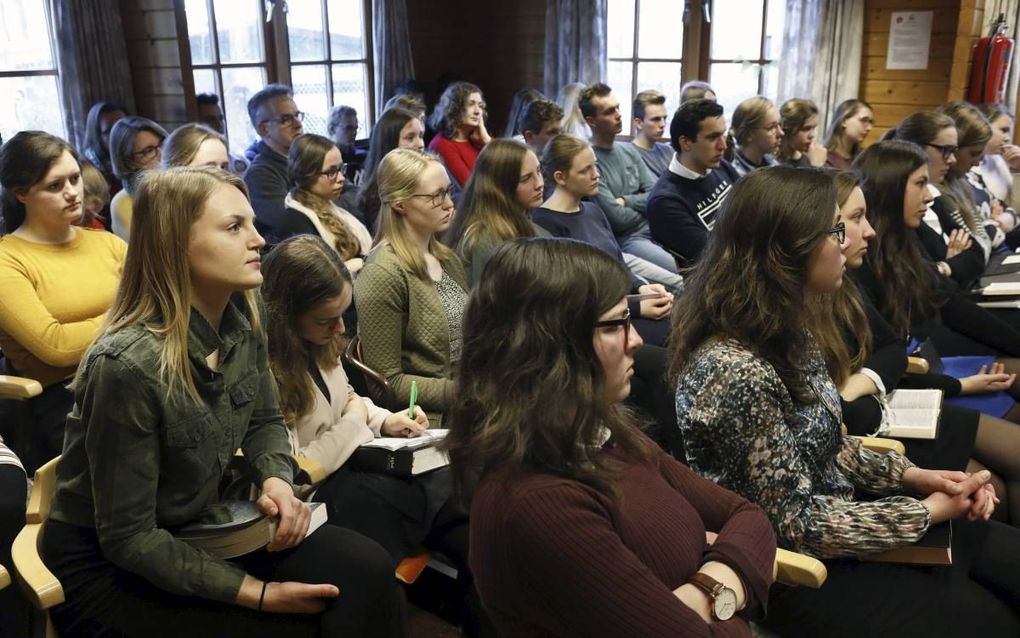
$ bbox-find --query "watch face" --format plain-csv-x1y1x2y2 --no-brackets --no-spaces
714,588,738,621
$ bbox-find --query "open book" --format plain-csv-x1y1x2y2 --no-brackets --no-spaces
349,429,449,476
176,500,328,559
973,281,1020,296
882,389,942,440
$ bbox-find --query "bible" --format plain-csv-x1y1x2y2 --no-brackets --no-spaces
880,389,942,440
860,522,952,566
176,500,328,559
348,429,449,476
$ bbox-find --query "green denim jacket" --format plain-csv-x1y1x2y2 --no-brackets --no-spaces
49,294,295,604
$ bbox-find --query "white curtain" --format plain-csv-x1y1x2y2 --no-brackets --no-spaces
544,0,608,99
776,0,864,131
372,0,415,117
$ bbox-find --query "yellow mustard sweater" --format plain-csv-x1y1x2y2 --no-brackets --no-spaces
0,228,126,387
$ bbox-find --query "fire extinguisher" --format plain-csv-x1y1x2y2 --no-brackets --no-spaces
968,13,1015,105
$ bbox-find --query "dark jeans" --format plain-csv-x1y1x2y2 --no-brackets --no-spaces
43,520,406,638
0,355,73,474
763,518,1020,637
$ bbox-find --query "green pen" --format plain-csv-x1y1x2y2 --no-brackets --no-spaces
408,380,418,419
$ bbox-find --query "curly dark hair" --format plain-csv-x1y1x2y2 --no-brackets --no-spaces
428,81,484,139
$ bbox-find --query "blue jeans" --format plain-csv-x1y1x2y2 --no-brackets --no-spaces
619,227,680,276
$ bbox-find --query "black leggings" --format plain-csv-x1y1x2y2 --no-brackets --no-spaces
43,520,405,638
763,518,1020,637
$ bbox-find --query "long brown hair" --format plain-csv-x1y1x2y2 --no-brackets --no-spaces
809,170,871,386
825,99,872,157
287,134,362,259
778,98,819,161
261,235,350,425
444,139,536,259
443,237,652,498
938,101,992,234
668,166,838,403
0,131,78,233
853,140,942,335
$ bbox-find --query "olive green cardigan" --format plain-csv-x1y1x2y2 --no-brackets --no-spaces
353,244,468,426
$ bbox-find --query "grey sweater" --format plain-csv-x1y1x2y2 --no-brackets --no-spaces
592,143,657,238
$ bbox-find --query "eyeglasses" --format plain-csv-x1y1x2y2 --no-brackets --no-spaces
408,184,456,208
341,124,358,133
320,163,349,181
828,222,846,244
595,308,632,340
262,111,305,128
130,141,163,161
927,143,958,161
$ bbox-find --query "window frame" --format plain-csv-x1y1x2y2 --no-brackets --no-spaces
703,0,780,98
0,0,67,140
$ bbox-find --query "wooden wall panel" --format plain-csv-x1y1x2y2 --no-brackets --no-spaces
119,0,191,131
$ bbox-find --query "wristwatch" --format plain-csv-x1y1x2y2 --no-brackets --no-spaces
687,572,738,621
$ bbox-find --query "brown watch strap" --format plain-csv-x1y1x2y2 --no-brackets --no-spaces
687,572,723,598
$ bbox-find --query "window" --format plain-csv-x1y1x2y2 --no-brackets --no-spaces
607,0,787,127
0,1,66,142
608,0,686,127
182,0,373,154
186,0,269,154
706,0,785,117
287,0,373,140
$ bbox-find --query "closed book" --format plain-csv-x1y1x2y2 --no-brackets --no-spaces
176,500,327,559
883,389,942,440
860,522,952,566
348,430,449,476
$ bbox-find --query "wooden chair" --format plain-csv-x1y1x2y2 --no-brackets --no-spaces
11,455,62,638
342,335,398,410
0,562,10,591
906,356,930,375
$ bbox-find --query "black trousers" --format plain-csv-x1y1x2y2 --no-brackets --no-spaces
0,463,30,637
43,520,406,638
763,518,1020,638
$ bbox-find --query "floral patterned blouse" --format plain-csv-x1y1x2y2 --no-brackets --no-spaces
674,338,931,559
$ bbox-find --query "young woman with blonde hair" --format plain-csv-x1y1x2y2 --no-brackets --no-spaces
354,149,465,426
161,123,231,171
444,138,546,285
824,99,874,169
724,96,783,178
777,98,827,168
39,166,404,638
282,134,372,273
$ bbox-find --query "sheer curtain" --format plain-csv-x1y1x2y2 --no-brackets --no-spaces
543,0,607,99
372,0,414,116
776,0,864,130
50,0,135,149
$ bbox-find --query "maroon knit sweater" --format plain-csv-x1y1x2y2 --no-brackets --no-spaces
468,445,776,637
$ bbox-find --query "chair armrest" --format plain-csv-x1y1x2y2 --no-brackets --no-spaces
11,523,64,610
342,336,398,409
0,562,10,590
0,374,43,401
906,357,930,374
293,455,327,486
773,548,827,588
854,436,906,455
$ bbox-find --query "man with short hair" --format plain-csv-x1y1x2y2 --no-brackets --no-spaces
646,99,741,265
580,82,678,275
518,100,563,157
327,104,367,184
629,90,673,177
242,84,304,242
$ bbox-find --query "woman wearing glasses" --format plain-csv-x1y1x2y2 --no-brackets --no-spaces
724,96,783,178
883,111,987,287
108,116,168,241
353,149,464,426
0,132,126,473
443,237,776,636
672,166,1020,637
280,134,372,274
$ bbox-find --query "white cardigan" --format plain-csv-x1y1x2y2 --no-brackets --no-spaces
284,193,373,256
287,360,391,477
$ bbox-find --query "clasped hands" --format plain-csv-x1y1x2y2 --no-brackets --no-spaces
902,467,998,524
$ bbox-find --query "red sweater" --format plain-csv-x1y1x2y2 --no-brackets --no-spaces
469,445,776,637
428,133,483,187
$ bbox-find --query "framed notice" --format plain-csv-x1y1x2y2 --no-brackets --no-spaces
886,11,933,70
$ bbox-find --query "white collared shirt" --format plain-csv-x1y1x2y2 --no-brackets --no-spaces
668,153,712,180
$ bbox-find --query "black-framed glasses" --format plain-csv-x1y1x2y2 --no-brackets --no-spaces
262,111,305,128
595,308,632,340
828,222,846,244
408,184,456,208
320,163,349,181
130,141,163,161
927,143,958,161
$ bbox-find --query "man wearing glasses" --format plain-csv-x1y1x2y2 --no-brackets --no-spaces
243,83,306,244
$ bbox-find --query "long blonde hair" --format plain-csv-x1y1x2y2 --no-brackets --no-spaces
725,96,775,160
91,166,261,401
161,123,228,168
373,148,454,280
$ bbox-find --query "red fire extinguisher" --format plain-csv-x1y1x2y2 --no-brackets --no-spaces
968,13,1014,105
